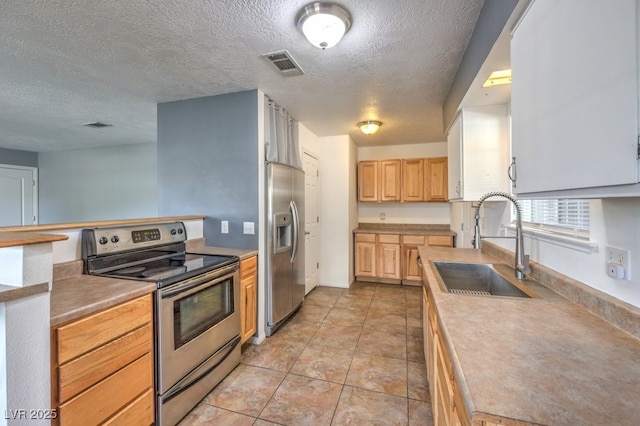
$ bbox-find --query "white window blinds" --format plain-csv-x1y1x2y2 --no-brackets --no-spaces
516,199,590,233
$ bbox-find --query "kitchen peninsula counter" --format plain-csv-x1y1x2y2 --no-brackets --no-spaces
419,246,640,425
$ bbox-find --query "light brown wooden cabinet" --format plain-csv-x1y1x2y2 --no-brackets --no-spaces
426,157,448,201
423,279,470,426
379,160,402,201
240,255,257,344
358,157,448,203
377,234,401,280
357,161,379,202
401,159,424,202
51,294,154,426
356,232,453,285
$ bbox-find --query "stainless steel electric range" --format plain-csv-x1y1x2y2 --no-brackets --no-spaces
82,221,241,426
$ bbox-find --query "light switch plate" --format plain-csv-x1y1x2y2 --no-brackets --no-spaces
221,221,229,234
243,222,255,235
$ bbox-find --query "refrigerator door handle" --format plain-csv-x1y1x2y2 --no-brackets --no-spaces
290,200,299,263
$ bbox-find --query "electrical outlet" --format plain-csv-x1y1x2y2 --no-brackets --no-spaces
606,246,631,280
380,212,386,221
243,222,255,235
221,221,229,234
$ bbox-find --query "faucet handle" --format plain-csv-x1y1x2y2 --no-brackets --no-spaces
518,254,531,275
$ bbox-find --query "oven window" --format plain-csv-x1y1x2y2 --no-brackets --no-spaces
173,277,234,349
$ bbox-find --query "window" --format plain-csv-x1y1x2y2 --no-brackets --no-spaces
517,199,590,233
508,199,595,253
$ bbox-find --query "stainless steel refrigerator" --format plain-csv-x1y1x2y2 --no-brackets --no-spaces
266,162,305,337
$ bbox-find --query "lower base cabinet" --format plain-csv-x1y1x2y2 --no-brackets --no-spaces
51,294,154,425
240,255,258,343
423,283,470,426
356,232,453,285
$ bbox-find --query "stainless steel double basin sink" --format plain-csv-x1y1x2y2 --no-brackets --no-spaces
432,261,540,299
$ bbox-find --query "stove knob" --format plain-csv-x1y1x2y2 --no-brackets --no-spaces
99,237,108,245
170,229,177,235
111,236,120,243
177,228,184,234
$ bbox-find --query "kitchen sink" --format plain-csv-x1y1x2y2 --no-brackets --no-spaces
432,262,536,298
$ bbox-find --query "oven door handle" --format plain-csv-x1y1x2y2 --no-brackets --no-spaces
162,335,241,403
160,263,239,299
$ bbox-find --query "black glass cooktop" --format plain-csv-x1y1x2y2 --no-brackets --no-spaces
95,252,238,286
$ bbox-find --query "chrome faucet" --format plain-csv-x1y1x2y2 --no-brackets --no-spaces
472,191,531,279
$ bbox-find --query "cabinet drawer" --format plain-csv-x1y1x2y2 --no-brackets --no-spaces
58,324,152,402
402,235,425,245
59,353,153,425
378,234,400,244
57,295,151,364
355,233,376,243
427,235,453,247
102,388,154,426
240,256,257,279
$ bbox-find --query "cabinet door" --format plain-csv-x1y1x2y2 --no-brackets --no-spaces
358,161,379,202
425,157,448,201
240,256,257,343
355,234,377,277
402,159,424,201
447,114,463,200
511,0,638,194
379,160,401,201
378,243,401,280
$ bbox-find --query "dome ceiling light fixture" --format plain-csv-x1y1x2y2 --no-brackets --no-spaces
295,2,352,50
358,120,382,135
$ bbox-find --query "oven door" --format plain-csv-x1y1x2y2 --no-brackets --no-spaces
157,262,241,396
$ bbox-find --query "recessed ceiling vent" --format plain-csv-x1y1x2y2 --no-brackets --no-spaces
82,121,113,128
262,51,304,77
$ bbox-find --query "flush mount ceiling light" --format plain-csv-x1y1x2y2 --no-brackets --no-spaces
358,120,382,135
482,69,512,87
296,2,352,50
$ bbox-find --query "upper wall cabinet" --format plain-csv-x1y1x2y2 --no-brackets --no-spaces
358,158,448,202
447,104,511,201
511,0,639,197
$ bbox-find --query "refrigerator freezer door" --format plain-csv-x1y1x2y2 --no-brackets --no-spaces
291,168,306,308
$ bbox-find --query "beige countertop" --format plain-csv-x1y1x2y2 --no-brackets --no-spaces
50,274,156,327
419,246,640,425
185,239,258,260
354,223,456,236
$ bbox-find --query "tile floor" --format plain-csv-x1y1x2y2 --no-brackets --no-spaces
179,281,433,425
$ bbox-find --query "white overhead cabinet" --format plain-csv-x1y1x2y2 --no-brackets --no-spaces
447,104,511,201
511,0,639,197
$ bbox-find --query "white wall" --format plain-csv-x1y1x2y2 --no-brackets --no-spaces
357,142,451,224
487,198,640,308
318,135,356,287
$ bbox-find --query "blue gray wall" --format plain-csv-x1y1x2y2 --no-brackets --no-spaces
157,90,259,249
0,147,38,167
38,143,157,223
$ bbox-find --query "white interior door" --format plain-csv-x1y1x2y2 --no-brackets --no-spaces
0,165,38,226
303,151,319,294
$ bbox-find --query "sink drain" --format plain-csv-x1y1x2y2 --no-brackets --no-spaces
448,289,492,296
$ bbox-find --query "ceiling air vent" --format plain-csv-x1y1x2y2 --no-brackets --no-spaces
262,51,304,77
82,121,113,128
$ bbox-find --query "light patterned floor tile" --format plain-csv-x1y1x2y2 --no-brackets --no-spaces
259,374,343,426
332,385,409,425
240,336,307,372
345,352,408,397
290,344,354,383
177,404,255,425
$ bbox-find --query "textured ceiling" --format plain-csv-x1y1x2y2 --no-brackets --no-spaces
0,0,486,152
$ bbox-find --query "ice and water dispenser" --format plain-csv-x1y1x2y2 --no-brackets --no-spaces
273,212,292,253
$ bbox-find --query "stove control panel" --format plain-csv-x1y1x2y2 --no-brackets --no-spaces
82,222,187,257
